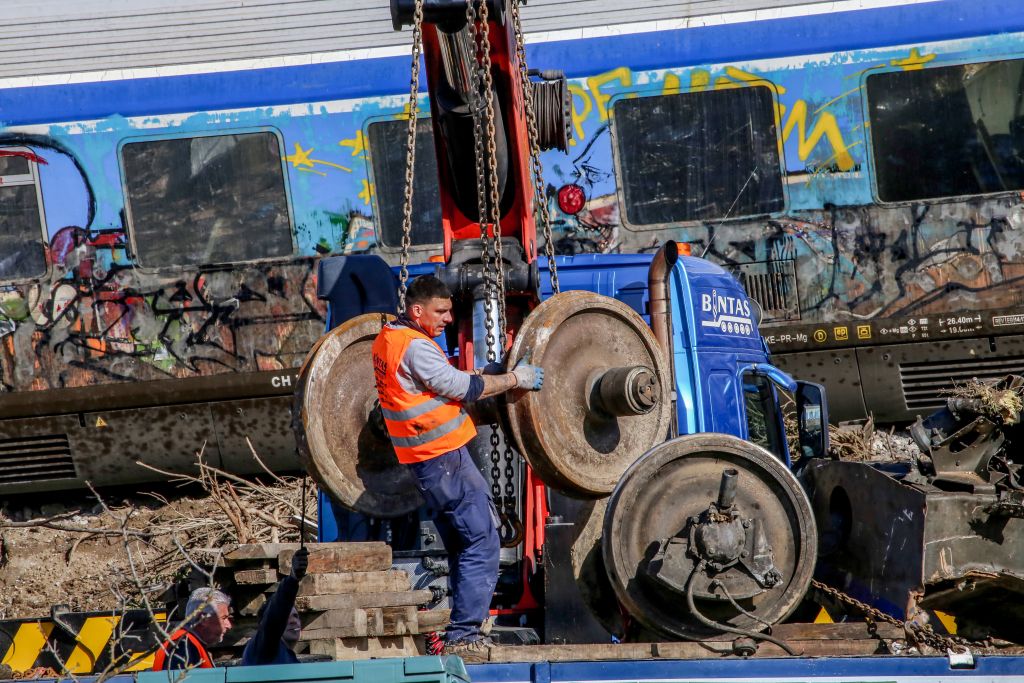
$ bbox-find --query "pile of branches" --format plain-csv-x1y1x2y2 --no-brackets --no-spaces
0,439,316,617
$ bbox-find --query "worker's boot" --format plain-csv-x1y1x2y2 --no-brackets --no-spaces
442,636,495,663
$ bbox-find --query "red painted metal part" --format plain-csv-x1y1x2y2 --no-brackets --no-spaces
420,19,538,265
419,8,547,615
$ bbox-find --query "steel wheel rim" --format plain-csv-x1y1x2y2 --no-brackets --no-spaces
603,433,817,638
294,313,423,517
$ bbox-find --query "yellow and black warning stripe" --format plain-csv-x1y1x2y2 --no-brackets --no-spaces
0,610,166,675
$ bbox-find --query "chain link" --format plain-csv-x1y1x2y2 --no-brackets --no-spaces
396,0,426,312
466,0,524,547
810,579,983,654
511,0,560,295
465,0,499,365
473,0,508,336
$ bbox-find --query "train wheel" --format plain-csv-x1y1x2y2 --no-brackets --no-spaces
603,433,817,638
293,313,423,517
503,291,671,497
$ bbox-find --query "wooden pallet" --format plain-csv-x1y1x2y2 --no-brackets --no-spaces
218,542,446,659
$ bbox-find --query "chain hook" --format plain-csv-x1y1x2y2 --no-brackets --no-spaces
499,510,525,547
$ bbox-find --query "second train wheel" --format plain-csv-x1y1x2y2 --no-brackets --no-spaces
603,433,817,639
293,313,423,518
504,290,671,497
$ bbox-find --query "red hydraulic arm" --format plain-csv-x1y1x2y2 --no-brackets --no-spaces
392,0,554,611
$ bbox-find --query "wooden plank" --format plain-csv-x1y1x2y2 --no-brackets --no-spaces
223,543,293,564
416,609,451,633
377,607,419,636
652,638,891,659
225,542,377,565
279,543,392,575
299,607,421,639
488,643,654,663
301,608,373,633
481,636,896,663
298,570,410,596
233,568,279,585
771,621,902,640
295,589,433,612
306,635,420,661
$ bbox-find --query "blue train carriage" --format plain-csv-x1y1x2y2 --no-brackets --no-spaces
528,0,1024,426
2,0,1024,489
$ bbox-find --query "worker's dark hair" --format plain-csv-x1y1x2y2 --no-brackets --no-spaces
405,274,452,307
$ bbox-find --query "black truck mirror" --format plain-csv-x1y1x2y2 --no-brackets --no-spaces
795,381,829,459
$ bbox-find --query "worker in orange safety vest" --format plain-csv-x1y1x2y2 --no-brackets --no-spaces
152,588,232,670
372,274,543,655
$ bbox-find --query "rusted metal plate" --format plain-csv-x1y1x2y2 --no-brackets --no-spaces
603,434,817,639
293,313,423,517
504,291,671,497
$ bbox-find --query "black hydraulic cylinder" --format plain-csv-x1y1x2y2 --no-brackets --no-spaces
718,468,739,509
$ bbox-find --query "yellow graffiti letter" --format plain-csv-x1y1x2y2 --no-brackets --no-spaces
782,100,854,171
689,70,711,92
568,83,593,145
587,67,632,122
662,72,681,96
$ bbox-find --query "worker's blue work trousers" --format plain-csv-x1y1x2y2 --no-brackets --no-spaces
409,445,500,644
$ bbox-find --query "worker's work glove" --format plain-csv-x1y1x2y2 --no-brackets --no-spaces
511,353,544,391
291,547,310,580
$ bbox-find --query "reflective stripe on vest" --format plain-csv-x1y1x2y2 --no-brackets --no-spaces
371,324,477,463
151,628,214,670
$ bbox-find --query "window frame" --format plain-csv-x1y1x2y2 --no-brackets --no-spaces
740,370,788,462
0,146,50,284
117,127,296,273
363,114,444,254
862,55,1024,206
609,81,789,232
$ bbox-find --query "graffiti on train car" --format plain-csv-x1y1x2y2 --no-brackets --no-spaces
0,132,328,395
539,37,1024,344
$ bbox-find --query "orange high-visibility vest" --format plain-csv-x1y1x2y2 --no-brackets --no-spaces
372,324,476,464
151,628,214,670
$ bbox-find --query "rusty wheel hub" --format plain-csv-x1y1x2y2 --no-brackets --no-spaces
504,291,671,497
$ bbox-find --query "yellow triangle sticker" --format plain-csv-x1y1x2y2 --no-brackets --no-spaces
814,606,834,624
95,416,108,428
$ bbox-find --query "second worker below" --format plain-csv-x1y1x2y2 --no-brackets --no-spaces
371,274,544,656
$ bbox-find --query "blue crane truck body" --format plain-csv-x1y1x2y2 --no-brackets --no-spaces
318,250,818,540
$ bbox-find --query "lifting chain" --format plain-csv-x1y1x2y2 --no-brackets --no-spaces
465,0,499,364
511,0,559,294
467,0,522,548
810,579,986,655
396,0,426,313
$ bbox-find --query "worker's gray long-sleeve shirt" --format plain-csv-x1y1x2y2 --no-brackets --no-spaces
392,318,484,402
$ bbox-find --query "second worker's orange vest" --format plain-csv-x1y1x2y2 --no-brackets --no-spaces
372,323,476,464
151,628,214,671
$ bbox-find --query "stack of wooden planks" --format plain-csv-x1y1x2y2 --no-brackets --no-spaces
220,542,449,660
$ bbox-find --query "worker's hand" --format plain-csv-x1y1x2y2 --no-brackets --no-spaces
511,353,544,391
291,547,309,580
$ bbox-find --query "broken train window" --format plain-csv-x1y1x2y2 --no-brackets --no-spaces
0,149,47,282
121,132,293,268
612,85,785,226
867,58,1024,202
367,118,443,248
